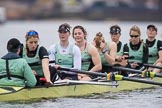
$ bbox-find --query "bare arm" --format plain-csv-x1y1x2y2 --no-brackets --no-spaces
88,44,102,72
154,50,162,65
42,58,52,83
104,42,117,65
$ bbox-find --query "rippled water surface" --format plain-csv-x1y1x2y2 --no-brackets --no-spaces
1,87,162,108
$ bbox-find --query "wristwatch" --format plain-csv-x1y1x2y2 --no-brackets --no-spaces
102,49,107,54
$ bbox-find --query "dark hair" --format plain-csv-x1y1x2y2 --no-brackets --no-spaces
7,38,21,53
72,25,87,40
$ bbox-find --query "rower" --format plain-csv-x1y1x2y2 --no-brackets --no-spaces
92,31,117,74
49,23,82,80
110,25,129,76
20,30,53,85
124,25,149,73
72,25,102,80
145,24,162,73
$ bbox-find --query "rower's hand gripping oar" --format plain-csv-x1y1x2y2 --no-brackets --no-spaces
125,56,162,69
115,56,134,62
58,67,162,86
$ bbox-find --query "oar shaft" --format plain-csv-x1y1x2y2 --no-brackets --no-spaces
112,66,142,74
59,67,162,86
54,80,118,86
113,66,162,78
104,64,162,78
143,63,162,69
123,77,162,86
59,67,106,77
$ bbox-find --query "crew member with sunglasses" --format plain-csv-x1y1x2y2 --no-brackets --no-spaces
0,38,36,87
124,25,148,70
20,30,53,85
145,24,162,73
48,23,81,80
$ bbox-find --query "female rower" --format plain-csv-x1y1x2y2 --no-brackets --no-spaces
125,25,148,70
110,25,128,66
145,24,162,73
20,30,53,85
48,23,81,80
92,32,117,73
109,25,129,76
72,25,102,80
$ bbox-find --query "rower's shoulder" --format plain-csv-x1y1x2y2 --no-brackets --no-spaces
157,39,162,44
88,43,98,54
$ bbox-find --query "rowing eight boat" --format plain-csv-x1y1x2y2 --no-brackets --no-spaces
0,77,161,102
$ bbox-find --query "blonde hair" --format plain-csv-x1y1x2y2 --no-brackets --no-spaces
129,25,141,36
129,25,146,47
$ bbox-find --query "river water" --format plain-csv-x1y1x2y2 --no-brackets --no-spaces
0,20,162,108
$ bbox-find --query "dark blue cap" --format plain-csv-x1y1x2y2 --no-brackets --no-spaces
110,25,121,34
58,24,71,32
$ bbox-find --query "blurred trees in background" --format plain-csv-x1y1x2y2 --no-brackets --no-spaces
0,0,162,21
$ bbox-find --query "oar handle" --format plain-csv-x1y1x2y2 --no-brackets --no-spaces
125,56,134,59
115,56,134,62
143,63,162,69
58,67,71,71
133,62,162,69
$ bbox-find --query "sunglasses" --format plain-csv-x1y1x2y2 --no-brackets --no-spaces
130,35,139,38
27,31,38,36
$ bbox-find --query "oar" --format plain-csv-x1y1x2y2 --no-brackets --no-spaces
58,67,162,86
54,80,118,86
104,64,162,78
115,75,162,86
140,63,162,69
115,56,134,62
